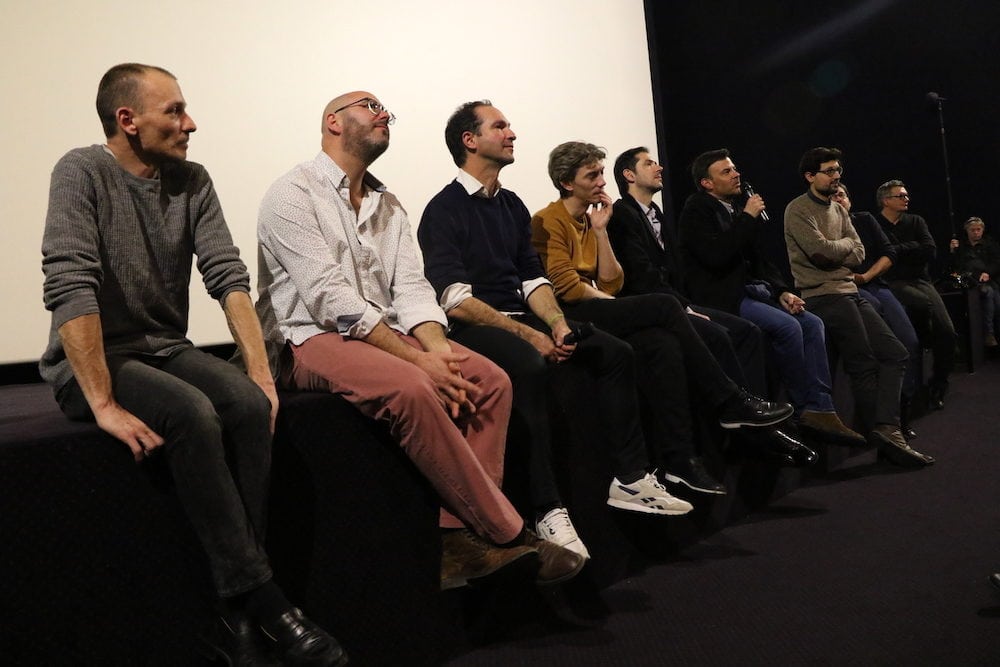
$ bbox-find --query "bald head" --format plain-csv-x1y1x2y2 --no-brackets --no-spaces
321,91,375,134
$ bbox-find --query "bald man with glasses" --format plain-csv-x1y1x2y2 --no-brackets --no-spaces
254,91,584,592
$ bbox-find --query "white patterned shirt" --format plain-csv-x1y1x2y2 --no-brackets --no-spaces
256,150,446,354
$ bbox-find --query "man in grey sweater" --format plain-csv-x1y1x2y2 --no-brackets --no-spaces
783,147,933,467
40,63,344,665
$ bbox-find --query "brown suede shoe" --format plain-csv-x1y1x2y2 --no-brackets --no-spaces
517,529,587,586
870,424,935,467
798,410,867,447
440,529,538,590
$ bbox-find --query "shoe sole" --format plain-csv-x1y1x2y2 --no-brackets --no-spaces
662,472,727,495
467,550,540,587
607,498,692,515
537,554,587,586
798,424,869,448
719,406,794,430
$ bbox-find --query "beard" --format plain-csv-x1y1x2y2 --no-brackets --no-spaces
815,180,840,197
342,116,389,164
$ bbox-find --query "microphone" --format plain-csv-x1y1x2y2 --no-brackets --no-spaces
562,321,595,345
926,91,947,104
743,182,769,222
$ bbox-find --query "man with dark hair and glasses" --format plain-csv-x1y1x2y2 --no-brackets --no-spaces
875,179,957,409
678,149,863,448
784,148,933,466
831,183,921,440
255,91,584,592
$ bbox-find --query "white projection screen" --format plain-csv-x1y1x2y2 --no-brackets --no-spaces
0,0,658,364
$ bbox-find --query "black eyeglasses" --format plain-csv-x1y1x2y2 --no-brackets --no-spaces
334,97,396,125
814,166,844,177
886,193,910,200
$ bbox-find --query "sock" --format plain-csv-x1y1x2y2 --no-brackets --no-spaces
616,469,646,485
239,578,293,628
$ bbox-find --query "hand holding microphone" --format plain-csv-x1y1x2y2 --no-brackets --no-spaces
561,321,595,345
743,182,769,221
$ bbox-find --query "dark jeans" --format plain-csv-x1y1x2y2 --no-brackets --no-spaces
859,284,920,399
56,346,273,597
737,296,835,414
806,293,908,429
563,293,738,468
450,317,649,501
888,278,957,386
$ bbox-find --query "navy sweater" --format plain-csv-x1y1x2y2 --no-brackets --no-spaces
418,180,546,314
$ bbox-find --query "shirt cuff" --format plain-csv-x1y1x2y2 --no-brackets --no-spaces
521,277,552,301
440,282,474,312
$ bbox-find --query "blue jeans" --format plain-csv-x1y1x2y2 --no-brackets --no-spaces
859,284,920,399
737,296,835,413
56,346,274,597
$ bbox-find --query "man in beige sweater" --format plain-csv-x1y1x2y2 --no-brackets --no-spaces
783,147,933,467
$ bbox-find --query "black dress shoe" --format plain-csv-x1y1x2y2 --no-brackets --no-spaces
766,428,818,467
719,390,794,429
199,613,279,667
663,457,727,494
259,608,348,666
901,426,918,441
990,573,1000,591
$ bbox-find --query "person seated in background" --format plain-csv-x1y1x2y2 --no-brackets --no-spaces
875,179,957,409
831,183,921,440
607,146,815,467
677,148,864,448
784,147,933,467
530,141,795,497
419,102,694,560
39,63,345,665
255,91,584,591
949,216,1000,347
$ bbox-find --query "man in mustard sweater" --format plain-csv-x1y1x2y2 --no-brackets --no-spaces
783,147,933,467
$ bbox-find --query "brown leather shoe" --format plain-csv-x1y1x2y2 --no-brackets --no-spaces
440,529,538,590
517,529,586,586
798,410,867,447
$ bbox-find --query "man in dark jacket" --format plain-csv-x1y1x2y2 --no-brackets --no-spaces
875,179,957,408
678,149,862,446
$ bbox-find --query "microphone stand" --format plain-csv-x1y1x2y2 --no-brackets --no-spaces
929,93,956,238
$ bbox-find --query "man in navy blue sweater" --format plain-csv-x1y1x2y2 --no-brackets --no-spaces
418,101,728,558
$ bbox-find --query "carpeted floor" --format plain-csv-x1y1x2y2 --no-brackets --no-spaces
446,359,1000,666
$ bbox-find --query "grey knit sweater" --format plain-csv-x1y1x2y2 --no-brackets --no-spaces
40,145,250,391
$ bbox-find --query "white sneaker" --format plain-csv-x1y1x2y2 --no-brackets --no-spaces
535,507,590,559
607,473,693,515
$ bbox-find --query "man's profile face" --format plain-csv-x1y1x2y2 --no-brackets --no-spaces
469,105,515,167
338,92,391,163
883,186,910,214
565,160,606,205
631,152,663,193
130,71,197,164
702,157,741,199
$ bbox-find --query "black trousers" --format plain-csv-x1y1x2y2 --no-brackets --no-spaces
449,316,649,511
888,278,957,387
687,305,767,396
57,346,273,597
563,293,738,468
806,293,908,429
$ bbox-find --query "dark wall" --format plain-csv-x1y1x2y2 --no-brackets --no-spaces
646,0,999,274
